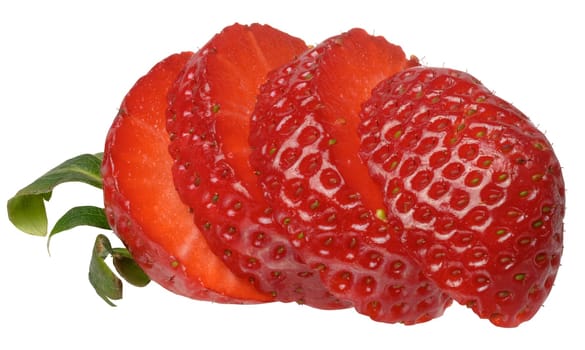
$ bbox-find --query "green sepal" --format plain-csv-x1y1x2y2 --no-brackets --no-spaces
6,194,49,237
88,234,151,307
89,234,122,306
7,152,151,306
112,248,151,288
7,153,104,236
47,206,111,253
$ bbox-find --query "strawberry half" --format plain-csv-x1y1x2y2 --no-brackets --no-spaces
102,52,271,303
249,28,452,324
359,66,565,327
167,24,348,308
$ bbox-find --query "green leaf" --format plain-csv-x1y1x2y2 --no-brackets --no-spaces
51,206,110,235
88,235,151,306
7,152,152,306
112,248,151,287
6,194,49,237
6,153,103,236
88,234,123,306
47,206,110,253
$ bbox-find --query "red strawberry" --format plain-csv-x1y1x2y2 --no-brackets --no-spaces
358,66,565,327
167,23,348,308
102,52,271,303
249,28,452,324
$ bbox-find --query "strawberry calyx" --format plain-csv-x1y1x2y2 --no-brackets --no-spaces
6,152,150,305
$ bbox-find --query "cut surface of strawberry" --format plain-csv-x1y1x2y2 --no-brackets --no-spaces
358,66,565,327
167,23,348,308
102,52,271,303
249,28,452,324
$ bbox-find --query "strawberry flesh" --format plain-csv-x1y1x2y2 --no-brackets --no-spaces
359,66,565,327
102,52,271,303
167,24,348,308
249,28,452,324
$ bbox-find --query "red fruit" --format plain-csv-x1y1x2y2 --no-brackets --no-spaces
102,52,271,303
359,66,565,327
167,24,347,308
249,28,452,324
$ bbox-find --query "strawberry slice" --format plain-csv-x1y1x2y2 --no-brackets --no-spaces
358,67,565,327
249,28,452,324
167,24,348,308
102,52,271,303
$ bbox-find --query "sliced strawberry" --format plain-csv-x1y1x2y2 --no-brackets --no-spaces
249,28,452,324
167,24,347,308
359,66,565,327
102,52,271,303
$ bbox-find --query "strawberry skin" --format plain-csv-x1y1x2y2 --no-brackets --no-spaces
102,52,271,303
167,24,347,308
359,66,565,327
249,28,452,324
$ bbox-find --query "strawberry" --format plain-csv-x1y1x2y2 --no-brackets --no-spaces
167,23,348,308
102,51,271,303
8,23,564,327
249,28,452,324
358,66,565,327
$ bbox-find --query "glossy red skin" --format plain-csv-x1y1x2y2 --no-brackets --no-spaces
249,28,452,324
102,52,271,303
167,24,347,308
359,67,565,327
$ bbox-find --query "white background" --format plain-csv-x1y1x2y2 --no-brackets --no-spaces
1,1,582,348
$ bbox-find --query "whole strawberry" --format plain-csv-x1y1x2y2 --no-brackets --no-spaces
359,66,565,327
